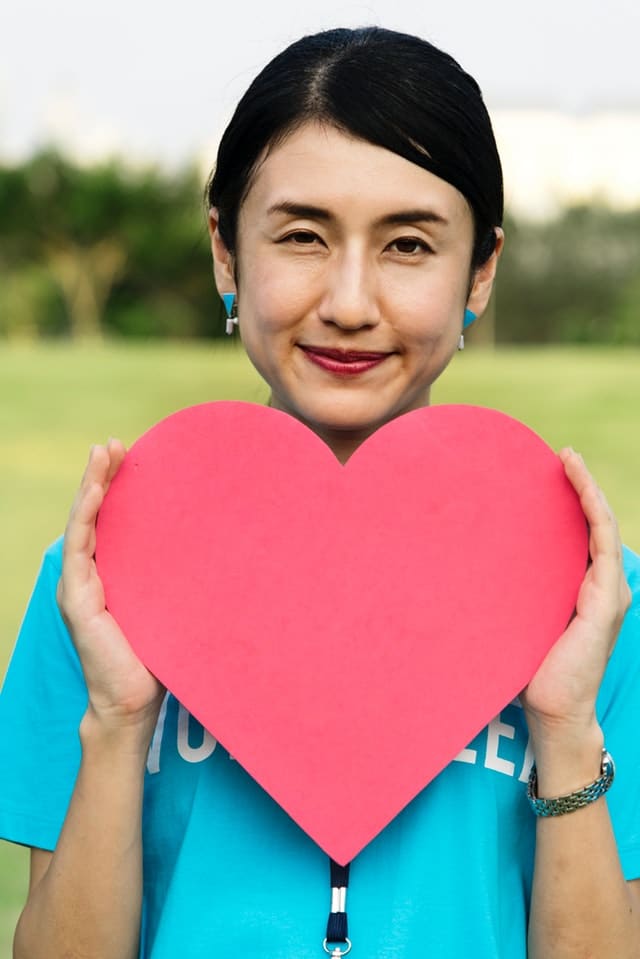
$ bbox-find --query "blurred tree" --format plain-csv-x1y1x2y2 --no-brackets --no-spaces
0,265,63,339
0,151,223,340
496,207,640,343
45,239,125,340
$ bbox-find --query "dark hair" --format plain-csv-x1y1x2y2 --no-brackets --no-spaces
206,26,503,269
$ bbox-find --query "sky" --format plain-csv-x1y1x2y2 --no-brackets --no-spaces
2,0,640,213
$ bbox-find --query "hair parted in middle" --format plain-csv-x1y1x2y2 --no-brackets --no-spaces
206,26,503,270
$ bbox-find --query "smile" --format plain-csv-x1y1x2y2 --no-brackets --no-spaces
300,346,391,376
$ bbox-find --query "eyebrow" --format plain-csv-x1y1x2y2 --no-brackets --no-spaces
266,201,449,228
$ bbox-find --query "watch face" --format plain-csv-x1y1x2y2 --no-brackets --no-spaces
602,749,615,782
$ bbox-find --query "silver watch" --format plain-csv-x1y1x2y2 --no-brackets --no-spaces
527,749,615,817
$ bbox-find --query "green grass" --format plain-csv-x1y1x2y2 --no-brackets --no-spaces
1,340,639,948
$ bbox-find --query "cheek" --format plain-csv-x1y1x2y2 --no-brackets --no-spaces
241,262,316,335
393,298,460,349
385,270,468,344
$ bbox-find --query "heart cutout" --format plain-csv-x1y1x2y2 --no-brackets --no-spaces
96,402,588,864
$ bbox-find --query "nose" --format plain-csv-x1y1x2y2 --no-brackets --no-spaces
318,248,381,330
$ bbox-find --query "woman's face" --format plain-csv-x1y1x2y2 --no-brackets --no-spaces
210,122,501,461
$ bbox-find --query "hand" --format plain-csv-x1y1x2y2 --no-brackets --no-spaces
521,448,631,747
57,440,165,738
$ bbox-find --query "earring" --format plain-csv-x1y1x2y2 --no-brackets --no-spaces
458,308,477,351
222,293,238,335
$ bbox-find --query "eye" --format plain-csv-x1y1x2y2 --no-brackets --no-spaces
282,230,322,246
388,236,432,255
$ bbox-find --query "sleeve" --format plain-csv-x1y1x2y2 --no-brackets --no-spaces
596,545,640,881
0,538,88,851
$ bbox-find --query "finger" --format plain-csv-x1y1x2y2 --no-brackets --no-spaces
560,448,621,564
68,440,125,536
65,445,110,531
104,437,127,489
560,448,628,627
62,446,112,584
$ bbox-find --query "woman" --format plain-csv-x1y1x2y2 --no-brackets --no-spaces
1,26,639,959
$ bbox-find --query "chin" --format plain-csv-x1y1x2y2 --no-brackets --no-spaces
307,408,391,439
277,390,410,439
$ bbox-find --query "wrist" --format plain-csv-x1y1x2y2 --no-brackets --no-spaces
527,720,605,798
80,703,158,762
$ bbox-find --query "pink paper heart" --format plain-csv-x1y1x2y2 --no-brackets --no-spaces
96,402,588,864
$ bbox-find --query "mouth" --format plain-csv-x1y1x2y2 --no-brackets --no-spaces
299,345,392,376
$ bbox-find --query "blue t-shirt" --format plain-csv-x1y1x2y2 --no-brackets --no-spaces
1,538,640,957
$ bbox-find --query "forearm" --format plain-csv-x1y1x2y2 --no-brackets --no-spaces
528,725,640,958
14,708,151,959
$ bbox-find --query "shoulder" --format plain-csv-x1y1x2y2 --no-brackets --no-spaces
0,536,85,849
599,545,640,879
3,535,79,685
597,544,640,714
619,544,640,656
42,534,64,574
13,535,66,631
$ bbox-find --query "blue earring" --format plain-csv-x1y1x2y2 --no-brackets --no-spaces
222,293,238,335
463,308,477,328
458,308,477,351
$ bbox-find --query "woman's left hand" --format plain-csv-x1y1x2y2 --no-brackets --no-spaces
521,448,632,745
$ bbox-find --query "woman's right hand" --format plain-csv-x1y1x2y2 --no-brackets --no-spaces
57,440,165,740
16,441,162,959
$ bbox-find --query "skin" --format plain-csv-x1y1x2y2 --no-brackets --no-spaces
210,123,501,462
14,122,638,959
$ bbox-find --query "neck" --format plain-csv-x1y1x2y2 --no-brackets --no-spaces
310,426,376,465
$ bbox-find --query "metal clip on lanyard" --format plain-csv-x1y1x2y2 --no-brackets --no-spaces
322,859,352,957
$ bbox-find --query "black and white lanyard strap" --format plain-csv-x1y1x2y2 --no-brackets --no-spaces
323,859,352,956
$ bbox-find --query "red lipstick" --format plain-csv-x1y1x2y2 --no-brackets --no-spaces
300,346,390,376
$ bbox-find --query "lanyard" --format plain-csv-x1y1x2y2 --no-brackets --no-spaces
323,858,352,956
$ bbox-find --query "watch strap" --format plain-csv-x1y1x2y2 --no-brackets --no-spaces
527,748,615,817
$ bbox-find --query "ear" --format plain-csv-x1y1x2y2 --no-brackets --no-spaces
208,208,237,295
466,228,504,317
